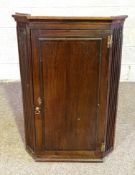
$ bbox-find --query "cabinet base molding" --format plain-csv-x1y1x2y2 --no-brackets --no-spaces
26,146,104,162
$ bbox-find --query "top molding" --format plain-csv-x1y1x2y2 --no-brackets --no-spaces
12,13,128,23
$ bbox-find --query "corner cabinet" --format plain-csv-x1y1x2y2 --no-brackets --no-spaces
12,13,127,162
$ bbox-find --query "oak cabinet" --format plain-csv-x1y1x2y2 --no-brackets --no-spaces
12,13,127,162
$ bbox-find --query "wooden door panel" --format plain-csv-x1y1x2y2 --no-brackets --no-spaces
31,30,108,153
41,39,101,150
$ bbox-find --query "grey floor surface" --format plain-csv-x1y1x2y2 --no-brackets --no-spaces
0,82,135,175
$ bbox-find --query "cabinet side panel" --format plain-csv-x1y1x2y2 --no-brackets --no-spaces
17,23,35,151
105,23,123,152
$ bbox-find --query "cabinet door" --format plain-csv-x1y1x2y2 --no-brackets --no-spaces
31,29,109,159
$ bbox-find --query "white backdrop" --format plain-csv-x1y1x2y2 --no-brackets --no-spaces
0,0,135,81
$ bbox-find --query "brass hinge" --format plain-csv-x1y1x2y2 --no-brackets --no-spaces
100,142,106,152
107,35,113,48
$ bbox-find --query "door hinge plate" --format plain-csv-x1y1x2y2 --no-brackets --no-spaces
101,142,106,152
107,35,113,48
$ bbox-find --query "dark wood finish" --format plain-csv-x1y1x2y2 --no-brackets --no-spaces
105,23,124,153
12,13,127,162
